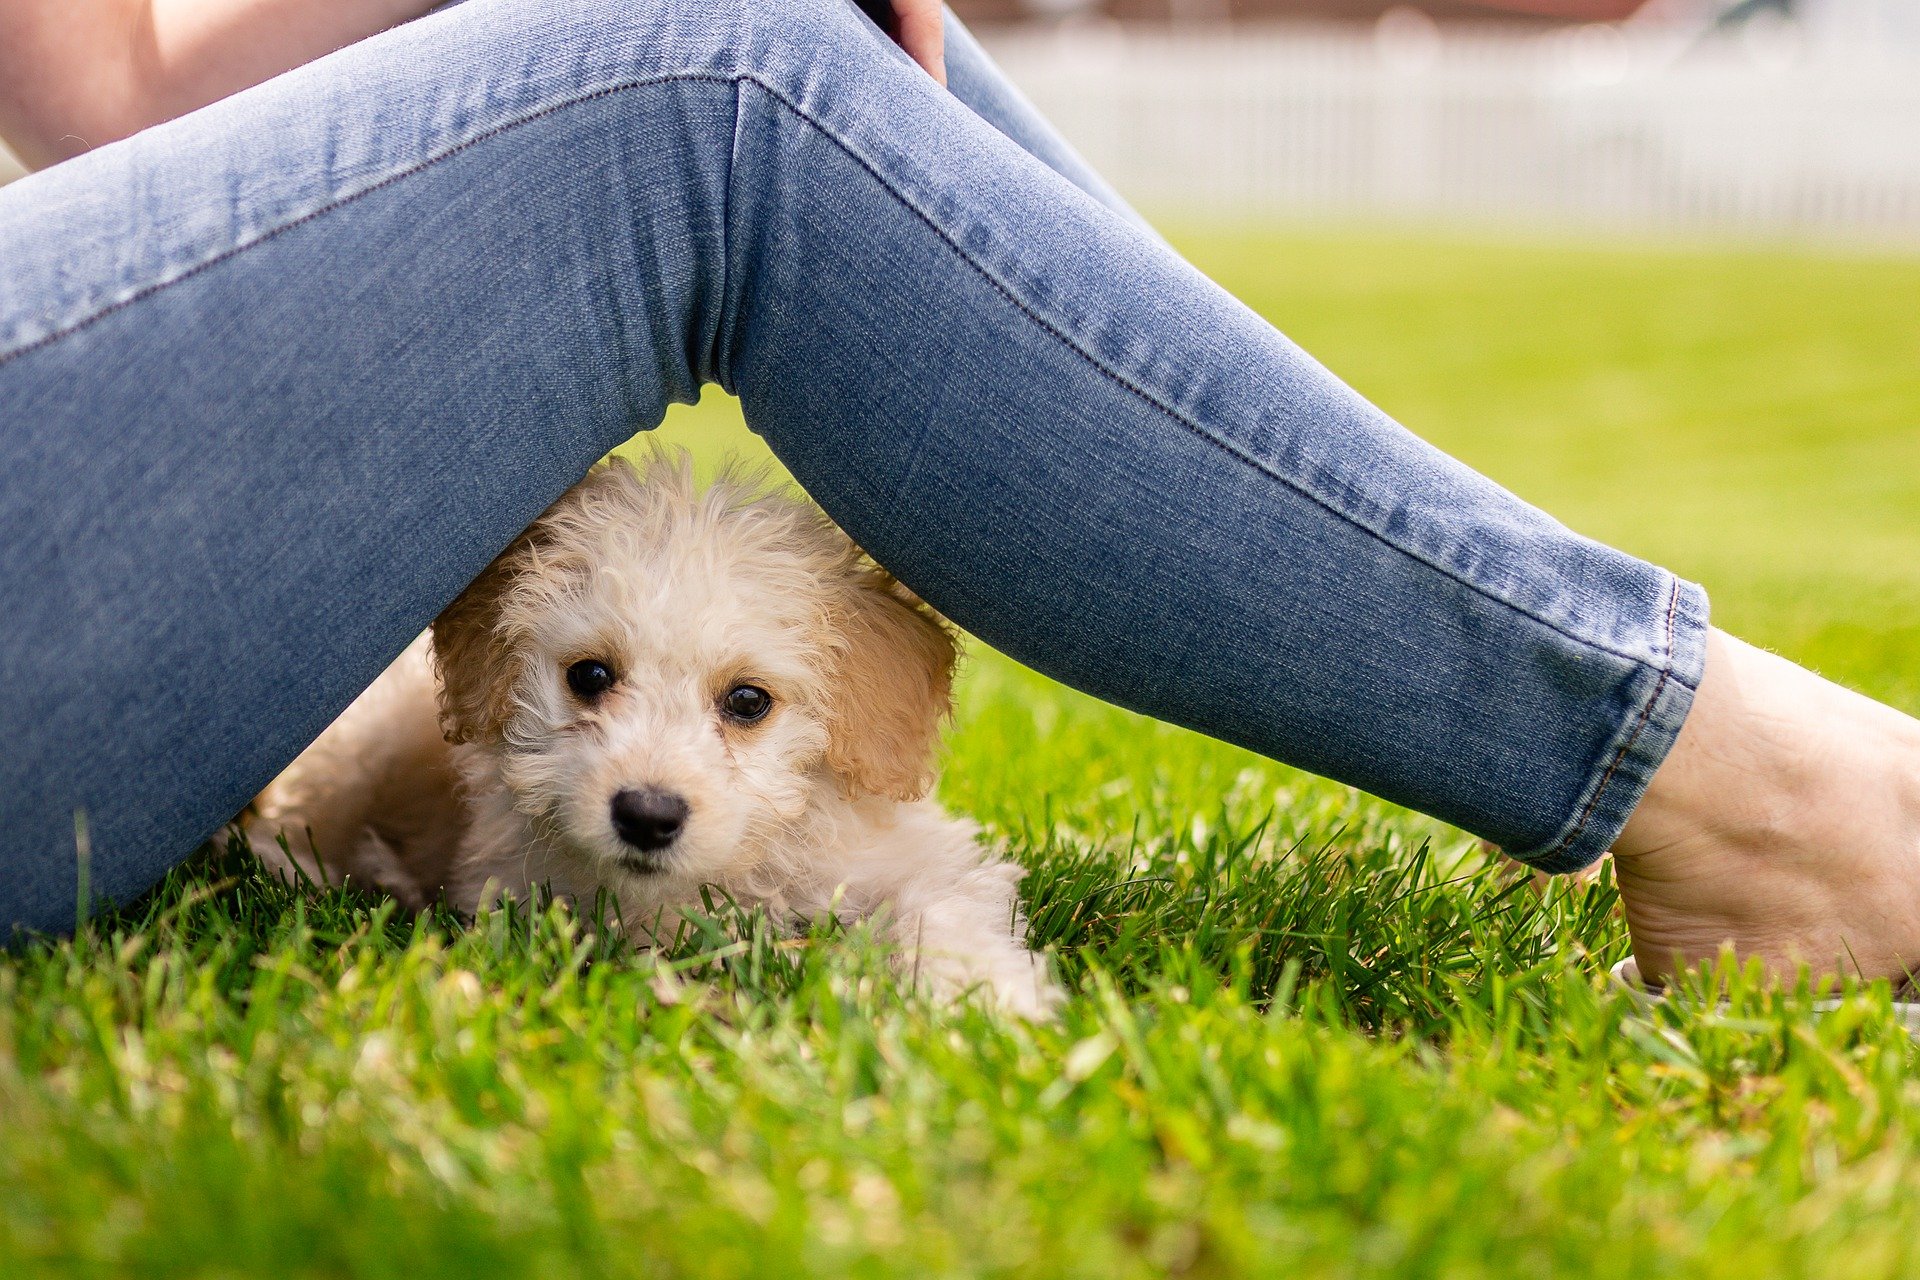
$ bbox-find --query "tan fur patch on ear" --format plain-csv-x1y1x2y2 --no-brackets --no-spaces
825,569,959,802
429,549,527,746
430,462,599,744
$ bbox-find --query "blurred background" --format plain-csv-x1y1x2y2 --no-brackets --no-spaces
953,0,1920,240
6,0,1917,237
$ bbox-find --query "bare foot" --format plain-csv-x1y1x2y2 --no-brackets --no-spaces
1612,629,1920,988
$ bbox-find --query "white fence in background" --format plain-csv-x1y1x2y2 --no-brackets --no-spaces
981,24,1920,242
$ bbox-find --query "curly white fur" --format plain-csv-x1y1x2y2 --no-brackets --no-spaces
249,454,1061,1018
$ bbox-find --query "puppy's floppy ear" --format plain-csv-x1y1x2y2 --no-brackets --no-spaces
429,460,634,744
430,541,533,746
823,569,959,802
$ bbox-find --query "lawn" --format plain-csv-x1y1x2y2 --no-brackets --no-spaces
4,225,1920,1278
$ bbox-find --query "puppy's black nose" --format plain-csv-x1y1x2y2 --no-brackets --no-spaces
610,788,689,853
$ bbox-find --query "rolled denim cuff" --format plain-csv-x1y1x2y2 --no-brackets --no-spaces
1506,574,1711,874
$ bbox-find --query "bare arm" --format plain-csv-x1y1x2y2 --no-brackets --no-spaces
0,0,949,172
0,0,437,169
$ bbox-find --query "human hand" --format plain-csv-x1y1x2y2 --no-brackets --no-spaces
860,0,946,86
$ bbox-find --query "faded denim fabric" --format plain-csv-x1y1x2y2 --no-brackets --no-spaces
0,0,1706,934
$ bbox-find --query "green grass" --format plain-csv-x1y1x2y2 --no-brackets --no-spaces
6,224,1920,1278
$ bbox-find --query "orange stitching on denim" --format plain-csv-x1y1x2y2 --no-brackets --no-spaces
1536,576,1683,863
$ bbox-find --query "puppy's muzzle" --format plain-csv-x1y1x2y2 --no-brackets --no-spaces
609,787,689,864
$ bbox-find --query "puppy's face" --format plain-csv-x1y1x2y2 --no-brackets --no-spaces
431,459,956,892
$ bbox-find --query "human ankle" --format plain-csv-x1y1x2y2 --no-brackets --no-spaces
1612,629,1920,983
1614,629,1757,860
1612,629,1914,859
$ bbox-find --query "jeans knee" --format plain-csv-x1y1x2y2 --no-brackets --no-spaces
421,0,745,89
462,0,872,85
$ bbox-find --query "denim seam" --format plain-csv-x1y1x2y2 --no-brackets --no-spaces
8,67,1660,677
709,77,744,393
1528,574,1682,863
732,82,1676,673
710,9,752,393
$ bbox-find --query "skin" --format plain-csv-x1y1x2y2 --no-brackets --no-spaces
2,0,1915,990
1613,631,1920,989
0,0,947,167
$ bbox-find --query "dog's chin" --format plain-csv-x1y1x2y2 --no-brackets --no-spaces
560,814,754,891
613,848,675,878
549,826,682,885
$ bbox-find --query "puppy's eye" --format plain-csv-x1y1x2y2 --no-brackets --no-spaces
566,659,616,699
721,683,773,723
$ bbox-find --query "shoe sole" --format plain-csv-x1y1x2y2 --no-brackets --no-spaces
1608,959,1920,1034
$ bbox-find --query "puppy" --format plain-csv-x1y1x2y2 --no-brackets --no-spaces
249,454,1061,1018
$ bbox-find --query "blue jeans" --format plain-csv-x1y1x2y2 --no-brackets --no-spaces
0,0,1707,936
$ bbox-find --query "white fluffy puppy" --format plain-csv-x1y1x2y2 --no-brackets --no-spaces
250,455,1061,1018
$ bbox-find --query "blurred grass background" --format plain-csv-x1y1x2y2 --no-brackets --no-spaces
5,223,1920,1277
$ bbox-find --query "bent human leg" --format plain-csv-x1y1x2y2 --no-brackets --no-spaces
933,9,1150,233
0,0,1703,937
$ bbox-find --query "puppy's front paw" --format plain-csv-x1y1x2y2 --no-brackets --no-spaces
917,948,1065,1021
992,959,1067,1022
